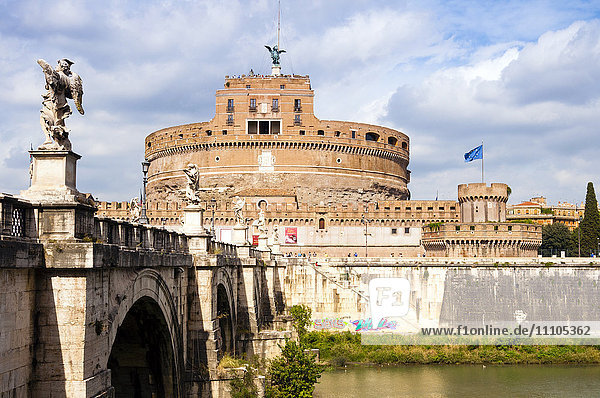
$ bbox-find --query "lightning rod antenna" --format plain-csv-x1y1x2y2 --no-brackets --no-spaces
277,0,281,50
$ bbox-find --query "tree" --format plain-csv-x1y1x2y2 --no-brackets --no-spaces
266,341,322,398
540,223,574,256
580,182,600,257
290,304,312,342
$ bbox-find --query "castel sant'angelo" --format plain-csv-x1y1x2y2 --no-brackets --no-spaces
98,47,541,257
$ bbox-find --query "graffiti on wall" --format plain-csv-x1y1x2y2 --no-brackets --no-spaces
312,317,397,332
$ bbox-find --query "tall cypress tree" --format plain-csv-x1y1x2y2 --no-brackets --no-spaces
580,182,600,256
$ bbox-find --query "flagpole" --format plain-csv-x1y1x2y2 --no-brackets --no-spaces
481,140,484,183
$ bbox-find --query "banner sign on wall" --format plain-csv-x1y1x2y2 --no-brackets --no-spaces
284,227,297,244
252,234,259,246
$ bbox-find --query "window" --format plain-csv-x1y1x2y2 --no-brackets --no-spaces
508,226,513,231
227,114,234,125
294,115,301,125
249,98,257,111
318,218,325,230
272,98,279,111
247,120,280,134
387,137,397,145
317,130,324,136
439,207,444,211
222,130,227,135
455,226,460,231
280,84,285,89
227,99,234,112
428,207,434,211
416,207,422,211
294,99,302,112
406,207,411,211
470,225,475,231
402,141,408,150
335,131,341,137
365,132,380,142
494,225,499,231
299,130,305,135
450,206,456,211
206,130,212,136
351,130,356,139
246,84,251,89
404,227,410,234
391,228,397,235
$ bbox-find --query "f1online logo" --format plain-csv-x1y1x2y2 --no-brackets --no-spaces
368,278,410,322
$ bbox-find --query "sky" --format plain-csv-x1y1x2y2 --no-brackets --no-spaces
1,0,599,205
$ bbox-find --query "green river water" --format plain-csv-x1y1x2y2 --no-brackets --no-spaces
313,365,600,398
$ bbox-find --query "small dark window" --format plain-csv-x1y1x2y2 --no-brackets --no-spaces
439,207,444,211
222,130,227,135
406,207,411,211
335,131,341,137
391,228,397,235
508,226,513,231
318,218,325,230
227,114,234,125
299,130,305,135
317,130,324,136
294,115,301,125
416,207,422,211
294,99,302,112
455,226,460,231
272,98,279,111
402,141,408,150
470,225,475,231
365,132,380,142
280,84,285,89
494,225,499,231
395,207,401,210
404,227,410,234
428,207,433,211
227,99,234,112
206,130,212,136
246,84,251,89
249,98,256,110
387,137,397,145
178,133,183,139
450,206,456,211
147,142,151,148
351,131,356,139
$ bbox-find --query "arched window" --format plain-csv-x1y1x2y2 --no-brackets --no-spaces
365,132,379,142
387,137,397,145
401,141,408,150
318,218,325,230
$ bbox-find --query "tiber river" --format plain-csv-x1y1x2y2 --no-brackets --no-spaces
313,365,600,398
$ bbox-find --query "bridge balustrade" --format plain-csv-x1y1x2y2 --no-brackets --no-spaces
0,194,36,240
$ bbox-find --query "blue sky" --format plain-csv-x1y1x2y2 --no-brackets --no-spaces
1,0,599,205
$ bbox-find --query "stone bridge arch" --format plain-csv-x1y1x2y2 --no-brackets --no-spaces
107,269,184,397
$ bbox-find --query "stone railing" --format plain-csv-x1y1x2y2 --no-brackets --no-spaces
0,194,36,240
208,239,237,257
94,216,188,252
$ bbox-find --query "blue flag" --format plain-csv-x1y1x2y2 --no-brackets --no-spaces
464,145,483,162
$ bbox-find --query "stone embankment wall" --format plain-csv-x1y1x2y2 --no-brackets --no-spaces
281,257,600,331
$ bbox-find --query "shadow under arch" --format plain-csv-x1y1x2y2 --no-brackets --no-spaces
213,267,236,357
107,269,183,397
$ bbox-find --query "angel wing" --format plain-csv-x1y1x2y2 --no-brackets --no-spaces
67,73,84,115
265,45,272,53
279,49,286,54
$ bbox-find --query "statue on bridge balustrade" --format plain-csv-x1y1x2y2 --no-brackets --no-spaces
37,58,84,151
183,163,201,205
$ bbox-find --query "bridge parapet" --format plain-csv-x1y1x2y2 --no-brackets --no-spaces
0,194,37,240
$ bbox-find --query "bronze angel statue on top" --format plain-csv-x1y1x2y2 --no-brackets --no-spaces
37,58,84,151
265,45,285,65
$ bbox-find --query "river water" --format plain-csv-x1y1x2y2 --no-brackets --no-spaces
313,365,600,398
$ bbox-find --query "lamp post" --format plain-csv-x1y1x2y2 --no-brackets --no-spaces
210,197,216,236
139,160,150,224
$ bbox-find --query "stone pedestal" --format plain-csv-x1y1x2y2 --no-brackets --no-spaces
232,224,249,246
183,205,211,253
19,150,95,240
182,205,206,235
257,234,269,251
21,150,81,202
272,241,281,255
271,65,281,76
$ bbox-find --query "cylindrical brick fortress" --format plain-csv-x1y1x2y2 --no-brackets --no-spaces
144,74,410,211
